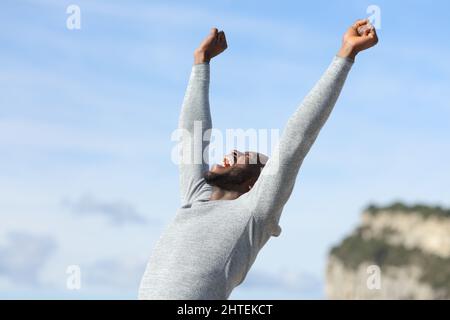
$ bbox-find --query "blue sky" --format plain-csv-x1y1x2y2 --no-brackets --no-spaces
1,0,449,299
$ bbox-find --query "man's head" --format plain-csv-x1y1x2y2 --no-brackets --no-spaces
203,150,268,193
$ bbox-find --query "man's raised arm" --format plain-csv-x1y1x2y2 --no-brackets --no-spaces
178,28,228,205
244,20,379,232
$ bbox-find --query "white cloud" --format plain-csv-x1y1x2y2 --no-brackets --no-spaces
62,193,152,226
0,232,57,286
82,257,146,292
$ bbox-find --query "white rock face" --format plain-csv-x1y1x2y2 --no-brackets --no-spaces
326,206,450,300
361,211,450,258
326,257,445,299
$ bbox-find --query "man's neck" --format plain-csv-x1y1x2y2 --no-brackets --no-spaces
209,187,243,201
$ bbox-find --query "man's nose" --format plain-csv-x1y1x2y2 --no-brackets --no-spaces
232,150,243,156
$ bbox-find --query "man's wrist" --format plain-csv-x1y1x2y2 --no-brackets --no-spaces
194,49,211,65
337,43,358,62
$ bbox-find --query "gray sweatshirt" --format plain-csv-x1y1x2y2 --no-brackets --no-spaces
138,56,353,299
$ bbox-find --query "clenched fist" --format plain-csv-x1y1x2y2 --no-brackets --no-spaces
194,28,228,64
338,19,379,60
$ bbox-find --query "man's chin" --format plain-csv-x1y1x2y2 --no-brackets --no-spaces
203,170,218,186
203,165,229,186
210,164,231,174
203,165,248,191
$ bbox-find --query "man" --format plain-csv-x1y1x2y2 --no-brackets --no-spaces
139,19,378,299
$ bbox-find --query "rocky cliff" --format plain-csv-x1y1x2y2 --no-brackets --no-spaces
326,203,450,299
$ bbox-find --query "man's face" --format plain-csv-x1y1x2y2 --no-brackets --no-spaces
203,150,267,192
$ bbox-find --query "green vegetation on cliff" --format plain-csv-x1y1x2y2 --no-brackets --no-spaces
330,227,450,292
365,202,450,218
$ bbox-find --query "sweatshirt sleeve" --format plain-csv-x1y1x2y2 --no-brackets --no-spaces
243,56,354,234
178,63,213,206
